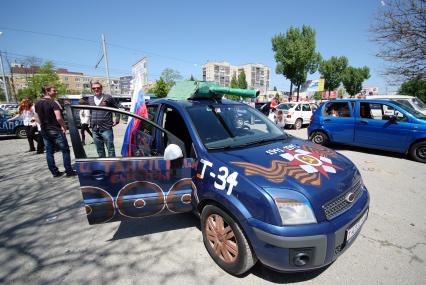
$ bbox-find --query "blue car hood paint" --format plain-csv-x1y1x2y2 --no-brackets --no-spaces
212,137,359,216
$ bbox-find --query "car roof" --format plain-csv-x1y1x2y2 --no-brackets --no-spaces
365,95,414,99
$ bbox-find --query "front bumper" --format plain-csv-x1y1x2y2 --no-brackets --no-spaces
247,191,369,272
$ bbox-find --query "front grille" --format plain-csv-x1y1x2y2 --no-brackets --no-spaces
322,178,363,220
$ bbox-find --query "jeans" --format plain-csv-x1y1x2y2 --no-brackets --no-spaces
92,128,115,158
41,129,73,174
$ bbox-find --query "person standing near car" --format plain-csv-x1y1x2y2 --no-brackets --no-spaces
88,81,120,157
78,99,92,145
8,98,37,152
34,85,76,177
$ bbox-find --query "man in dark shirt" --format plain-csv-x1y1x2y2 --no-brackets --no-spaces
88,81,120,157
34,85,76,177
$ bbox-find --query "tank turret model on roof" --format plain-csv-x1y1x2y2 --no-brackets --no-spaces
167,80,259,100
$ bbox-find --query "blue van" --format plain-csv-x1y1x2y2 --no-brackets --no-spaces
65,96,369,275
308,100,426,163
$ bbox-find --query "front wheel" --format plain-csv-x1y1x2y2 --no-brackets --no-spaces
201,205,256,275
311,131,328,145
409,141,426,163
15,126,27,139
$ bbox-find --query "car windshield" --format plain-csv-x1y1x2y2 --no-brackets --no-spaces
411,98,426,110
186,103,286,150
390,101,426,120
277,103,295,110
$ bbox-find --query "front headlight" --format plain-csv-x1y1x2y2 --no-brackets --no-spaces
275,199,317,225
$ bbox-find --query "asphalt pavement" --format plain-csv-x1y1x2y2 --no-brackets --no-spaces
0,129,425,285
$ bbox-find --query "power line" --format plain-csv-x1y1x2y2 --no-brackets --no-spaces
4,51,164,78
5,51,130,74
0,26,200,65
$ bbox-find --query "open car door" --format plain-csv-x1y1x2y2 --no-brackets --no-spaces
65,105,195,224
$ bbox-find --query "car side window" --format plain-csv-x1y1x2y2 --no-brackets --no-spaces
360,103,407,122
324,102,351,117
295,104,301,111
302,104,311,111
161,106,194,158
70,106,174,159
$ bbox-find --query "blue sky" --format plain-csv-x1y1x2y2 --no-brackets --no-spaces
0,0,393,93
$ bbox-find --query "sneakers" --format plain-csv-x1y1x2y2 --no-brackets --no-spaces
65,170,77,177
52,171,64,178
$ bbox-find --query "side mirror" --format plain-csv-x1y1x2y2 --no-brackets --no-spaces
389,115,397,124
164,144,183,160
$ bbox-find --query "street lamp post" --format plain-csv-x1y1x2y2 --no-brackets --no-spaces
0,32,10,102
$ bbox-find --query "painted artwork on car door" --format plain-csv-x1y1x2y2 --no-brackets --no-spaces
65,105,195,224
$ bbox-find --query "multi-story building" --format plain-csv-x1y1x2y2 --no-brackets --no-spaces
202,61,270,95
8,64,121,95
119,76,133,95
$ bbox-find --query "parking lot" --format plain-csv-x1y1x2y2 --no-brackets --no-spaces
0,128,425,285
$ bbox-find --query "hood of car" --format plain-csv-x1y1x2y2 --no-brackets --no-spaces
213,136,360,213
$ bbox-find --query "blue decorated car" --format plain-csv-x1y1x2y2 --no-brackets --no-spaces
65,85,369,275
308,99,426,163
0,108,26,138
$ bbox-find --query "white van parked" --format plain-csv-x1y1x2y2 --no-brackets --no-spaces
365,95,426,115
275,102,318,129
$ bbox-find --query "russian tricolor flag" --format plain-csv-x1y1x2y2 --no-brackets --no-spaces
121,76,148,157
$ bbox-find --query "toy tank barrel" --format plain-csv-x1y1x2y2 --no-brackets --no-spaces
209,86,259,98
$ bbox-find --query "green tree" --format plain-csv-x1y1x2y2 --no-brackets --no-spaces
151,77,170,98
313,91,322,101
273,86,277,91
319,56,348,97
272,25,321,101
399,78,426,102
341,66,370,97
189,74,195,81
230,74,238,88
237,70,248,89
16,61,66,101
161,68,182,84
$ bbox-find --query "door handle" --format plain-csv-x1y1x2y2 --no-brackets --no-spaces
359,120,368,124
324,119,331,122
91,170,106,181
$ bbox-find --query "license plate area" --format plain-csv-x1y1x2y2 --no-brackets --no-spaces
346,209,368,243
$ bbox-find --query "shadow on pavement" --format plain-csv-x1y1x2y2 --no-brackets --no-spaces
0,134,19,140
248,262,328,283
111,213,199,240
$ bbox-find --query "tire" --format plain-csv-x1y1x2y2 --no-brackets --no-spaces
311,131,328,145
15,126,27,139
294,118,303,130
409,141,426,163
201,205,256,275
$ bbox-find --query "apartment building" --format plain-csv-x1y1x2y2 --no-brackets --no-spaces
57,69,120,95
202,61,270,94
8,65,121,95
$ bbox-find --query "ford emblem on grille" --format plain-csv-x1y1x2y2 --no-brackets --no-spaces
345,192,356,203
